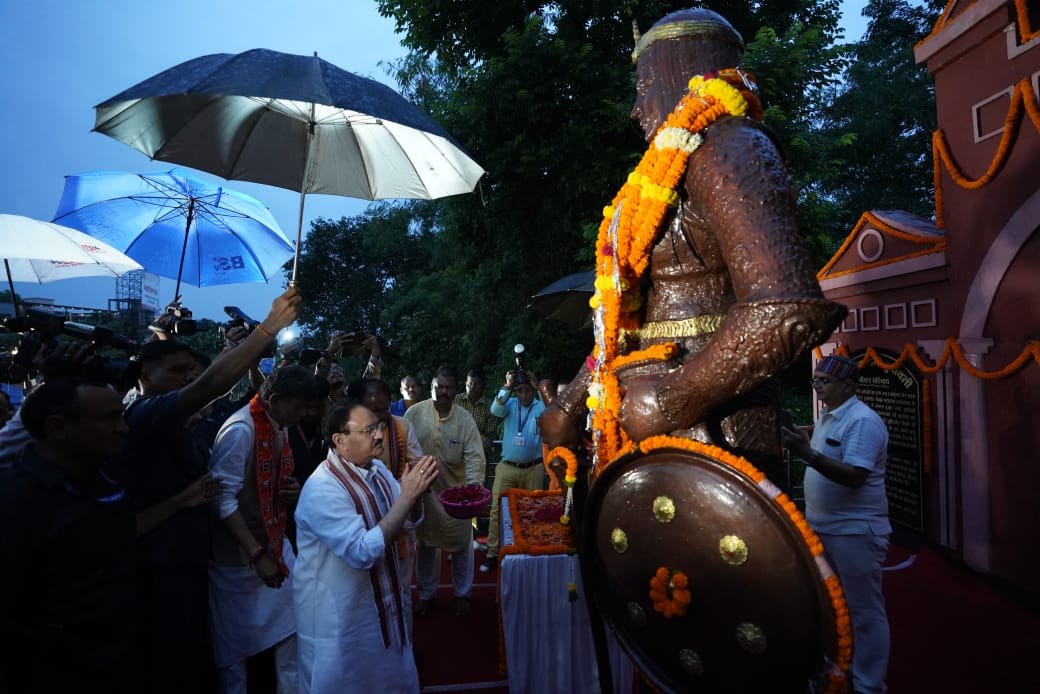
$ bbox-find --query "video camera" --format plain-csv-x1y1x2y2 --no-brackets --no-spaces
276,330,324,367
149,300,200,336
0,311,138,385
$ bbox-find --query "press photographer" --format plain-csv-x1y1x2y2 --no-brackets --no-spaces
0,310,138,387
481,365,545,574
313,329,383,382
147,299,200,339
110,286,301,691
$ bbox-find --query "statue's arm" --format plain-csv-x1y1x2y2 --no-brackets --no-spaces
619,118,846,441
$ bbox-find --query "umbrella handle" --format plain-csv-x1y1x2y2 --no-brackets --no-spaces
4,259,21,317
288,183,307,287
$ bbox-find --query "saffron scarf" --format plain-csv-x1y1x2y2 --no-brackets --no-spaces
384,416,409,479
325,451,409,650
249,394,295,576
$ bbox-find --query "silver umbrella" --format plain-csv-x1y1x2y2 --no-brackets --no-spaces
93,48,485,283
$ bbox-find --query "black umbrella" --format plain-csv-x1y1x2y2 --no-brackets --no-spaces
93,48,485,283
528,270,595,328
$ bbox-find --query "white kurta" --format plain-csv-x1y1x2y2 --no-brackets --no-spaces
293,457,420,693
208,413,296,669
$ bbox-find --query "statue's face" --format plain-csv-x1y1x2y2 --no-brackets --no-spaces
631,58,665,142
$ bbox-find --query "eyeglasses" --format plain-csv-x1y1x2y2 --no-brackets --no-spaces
810,376,840,387
341,421,386,437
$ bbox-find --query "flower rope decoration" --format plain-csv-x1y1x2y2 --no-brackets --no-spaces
931,76,1040,227
546,446,579,525
586,69,761,475
818,339,1040,381
816,211,945,281
637,435,852,693
649,566,692,618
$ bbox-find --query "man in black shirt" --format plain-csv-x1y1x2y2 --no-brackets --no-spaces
114,288,301,693
0,379,136,693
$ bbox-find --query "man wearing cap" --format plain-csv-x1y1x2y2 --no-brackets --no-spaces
480,369,545,573
781,354,891,694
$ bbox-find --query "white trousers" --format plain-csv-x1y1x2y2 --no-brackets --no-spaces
217,633,298,694
818,531,890,694
416,540,473,600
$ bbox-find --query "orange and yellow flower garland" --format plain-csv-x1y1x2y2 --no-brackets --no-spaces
586,69,762,475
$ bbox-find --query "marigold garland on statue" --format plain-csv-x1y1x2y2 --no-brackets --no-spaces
587,69,762,474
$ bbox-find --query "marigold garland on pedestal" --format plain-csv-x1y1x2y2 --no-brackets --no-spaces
586,69,762,475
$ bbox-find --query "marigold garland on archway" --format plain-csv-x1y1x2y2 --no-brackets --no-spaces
823,338,1040,380
932,76,1040,227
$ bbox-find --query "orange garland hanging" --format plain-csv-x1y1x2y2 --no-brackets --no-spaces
586,69,762,474
931,76,1040,227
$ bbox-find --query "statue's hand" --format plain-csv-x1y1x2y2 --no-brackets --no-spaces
537,403,581,450
618,373,680,442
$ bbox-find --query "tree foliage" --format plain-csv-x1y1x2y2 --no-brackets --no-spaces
817,0,944,240
291,0,942,384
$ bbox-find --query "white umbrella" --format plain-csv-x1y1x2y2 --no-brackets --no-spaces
0,213,143,314
93,48,486,284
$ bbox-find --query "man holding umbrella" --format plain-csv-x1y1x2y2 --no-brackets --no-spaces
112,287,301,692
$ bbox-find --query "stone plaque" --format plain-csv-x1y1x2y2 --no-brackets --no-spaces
850,349,925,532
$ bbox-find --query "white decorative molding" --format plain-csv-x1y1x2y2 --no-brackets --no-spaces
910,299,938,328
957,337,994,572
1007,23,1040,58
972,85,1013,142
884,303,908,330
859,306,880,332
856,228,885,262
960,190,1040,336
841,308,858,333
819,251,946,291
915,0,1007,63
919,339,958,549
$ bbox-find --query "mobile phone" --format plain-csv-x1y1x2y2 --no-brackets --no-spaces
779,409,796,430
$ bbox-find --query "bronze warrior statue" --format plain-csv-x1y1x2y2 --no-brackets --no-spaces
537,9,850,693
539,9,845,480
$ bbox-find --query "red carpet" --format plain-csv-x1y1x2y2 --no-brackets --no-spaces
245,539,1039,692
412,542,508,693
883,543,1040,692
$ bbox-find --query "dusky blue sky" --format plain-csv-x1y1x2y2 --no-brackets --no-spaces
1,0,868,325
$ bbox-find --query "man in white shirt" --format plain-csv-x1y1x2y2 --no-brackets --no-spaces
208,365,326,694
782,354,891,694
293,400,438,692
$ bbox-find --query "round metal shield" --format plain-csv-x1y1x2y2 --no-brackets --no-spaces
582,447,838,693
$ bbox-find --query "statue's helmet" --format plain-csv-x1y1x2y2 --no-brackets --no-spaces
632,8,744,64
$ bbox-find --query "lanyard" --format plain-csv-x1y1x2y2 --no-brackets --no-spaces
517,403,533,435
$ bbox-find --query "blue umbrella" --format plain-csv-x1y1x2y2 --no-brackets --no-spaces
53,169,294,301
92,48,485,284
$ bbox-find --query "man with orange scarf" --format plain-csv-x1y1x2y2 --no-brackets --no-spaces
208,365,327,693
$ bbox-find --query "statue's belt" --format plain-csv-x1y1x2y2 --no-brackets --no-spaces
620,314,723,344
